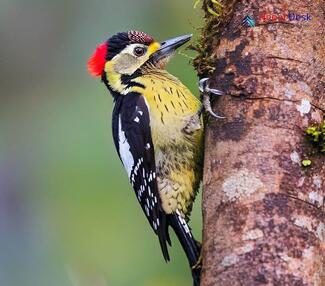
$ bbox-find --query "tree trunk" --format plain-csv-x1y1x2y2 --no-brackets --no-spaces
196,0,325,285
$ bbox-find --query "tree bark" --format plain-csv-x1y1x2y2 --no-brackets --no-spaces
197,0,325,285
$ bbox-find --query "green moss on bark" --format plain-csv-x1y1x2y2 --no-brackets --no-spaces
306,121,325,153
190,0,238,76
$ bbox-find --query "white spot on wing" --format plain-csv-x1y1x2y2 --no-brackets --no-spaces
118,116,134,177
135,106,143,116
145,206,149,216
134,116,140,123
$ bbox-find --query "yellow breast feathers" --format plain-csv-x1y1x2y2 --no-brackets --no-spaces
130,71,201,146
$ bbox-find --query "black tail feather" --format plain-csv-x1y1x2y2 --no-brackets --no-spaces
192,269,201,286
168,212,201,286
158,212,170,262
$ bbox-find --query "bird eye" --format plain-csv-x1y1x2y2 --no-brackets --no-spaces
133,47,146,57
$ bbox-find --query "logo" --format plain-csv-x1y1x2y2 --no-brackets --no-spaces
242,15,255,27
242,11,312,28
260,11,312,23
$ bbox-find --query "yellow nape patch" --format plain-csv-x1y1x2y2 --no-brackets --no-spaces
104,61,114,73
104,61,126,93
148,42,160,55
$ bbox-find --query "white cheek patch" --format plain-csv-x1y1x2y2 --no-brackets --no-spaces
118,116,134,177
115,53,138,70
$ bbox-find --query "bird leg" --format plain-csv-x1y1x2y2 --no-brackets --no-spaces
198,77,225,119
192,240,202,270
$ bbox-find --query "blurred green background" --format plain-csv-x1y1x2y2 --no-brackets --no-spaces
0,0,203,285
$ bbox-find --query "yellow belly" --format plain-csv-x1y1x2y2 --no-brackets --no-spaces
133,71,203,217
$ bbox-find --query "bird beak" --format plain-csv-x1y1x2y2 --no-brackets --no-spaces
151,34,192,63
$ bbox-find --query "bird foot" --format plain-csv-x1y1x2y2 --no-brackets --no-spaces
199,78,225,119
192,240,202,270
192,255,202,270
191,252,202,286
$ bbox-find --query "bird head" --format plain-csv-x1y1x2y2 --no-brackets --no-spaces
87,31,192,78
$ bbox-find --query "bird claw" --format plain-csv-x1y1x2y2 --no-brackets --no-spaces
192,240,202,270
192,256,202,270
199,78,224,96
199,78,225,119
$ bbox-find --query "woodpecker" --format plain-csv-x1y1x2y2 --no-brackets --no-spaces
87,31,223,286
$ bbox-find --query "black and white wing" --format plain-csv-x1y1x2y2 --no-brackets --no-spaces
112,92,170,261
